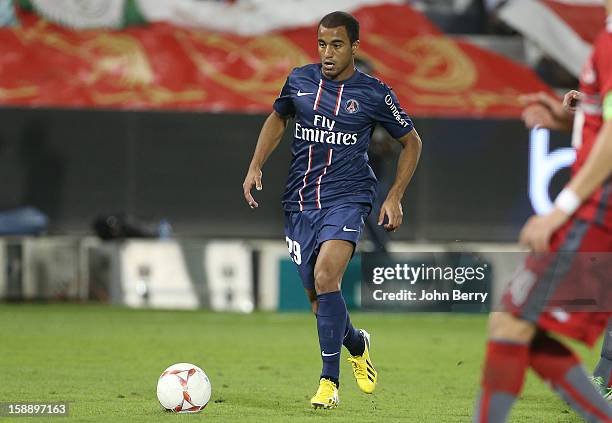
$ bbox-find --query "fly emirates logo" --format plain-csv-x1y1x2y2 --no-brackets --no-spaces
294,115,358,145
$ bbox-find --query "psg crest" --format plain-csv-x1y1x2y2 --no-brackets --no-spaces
345,99,360,114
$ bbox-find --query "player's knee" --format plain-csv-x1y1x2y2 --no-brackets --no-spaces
313,268,340,294
488,312,536,343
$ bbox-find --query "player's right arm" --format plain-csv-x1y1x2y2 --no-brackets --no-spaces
519,117,612,252
519,91,578,132
244,70,296,209
243,111,290,208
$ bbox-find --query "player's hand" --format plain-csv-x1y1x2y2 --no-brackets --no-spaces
519,91,567,130
243,166,263,209
562,90,582,113
378,197,403,232
520,104,559,129
518,209,568,253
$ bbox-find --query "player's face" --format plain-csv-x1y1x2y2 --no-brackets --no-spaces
317,25,359,80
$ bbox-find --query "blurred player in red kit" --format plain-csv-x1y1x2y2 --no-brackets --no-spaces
473,5,612,422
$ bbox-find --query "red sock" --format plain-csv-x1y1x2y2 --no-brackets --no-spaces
474,340,529,423
530,334,612,423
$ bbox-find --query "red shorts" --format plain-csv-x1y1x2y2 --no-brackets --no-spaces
502,219,612,346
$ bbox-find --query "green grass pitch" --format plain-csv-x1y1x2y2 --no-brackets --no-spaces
0,304,602,422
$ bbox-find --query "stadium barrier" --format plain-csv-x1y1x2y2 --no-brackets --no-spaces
0,236,526,313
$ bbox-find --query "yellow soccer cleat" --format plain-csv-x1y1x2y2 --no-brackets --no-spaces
347,329,378,394
310,378,339,409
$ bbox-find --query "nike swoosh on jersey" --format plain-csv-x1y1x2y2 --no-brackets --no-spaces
297,90,314,96
321,351,340,357
342,226,358,232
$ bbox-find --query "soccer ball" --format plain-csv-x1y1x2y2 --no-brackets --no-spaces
156,363,212,413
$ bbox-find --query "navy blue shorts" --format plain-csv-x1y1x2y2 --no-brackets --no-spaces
284,203,371,289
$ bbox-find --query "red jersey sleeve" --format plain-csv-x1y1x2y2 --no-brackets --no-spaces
594,31,612,98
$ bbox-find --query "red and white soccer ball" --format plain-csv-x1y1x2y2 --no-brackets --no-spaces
156,363,212,413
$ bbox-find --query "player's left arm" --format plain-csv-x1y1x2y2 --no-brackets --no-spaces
519,103,612,252
378,128,422,232
521,37,612,252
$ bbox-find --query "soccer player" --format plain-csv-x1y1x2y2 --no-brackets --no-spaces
242,11,422,409
521,89,612,400
473,6,612,422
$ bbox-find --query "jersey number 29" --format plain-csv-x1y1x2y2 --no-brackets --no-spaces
285,237,302,265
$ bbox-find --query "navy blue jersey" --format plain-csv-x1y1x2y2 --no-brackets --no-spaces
273,63,414,212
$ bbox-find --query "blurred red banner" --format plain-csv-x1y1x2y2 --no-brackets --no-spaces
541,0,605,44
0,4,551,117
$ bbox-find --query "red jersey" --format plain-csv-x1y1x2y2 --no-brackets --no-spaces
572,23,612,231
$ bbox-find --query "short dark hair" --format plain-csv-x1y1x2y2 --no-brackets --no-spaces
318,11,360,44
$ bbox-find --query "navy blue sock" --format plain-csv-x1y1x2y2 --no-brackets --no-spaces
316,291,347,387
344,314,365,356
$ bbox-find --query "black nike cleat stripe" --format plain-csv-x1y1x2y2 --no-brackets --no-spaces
367,367,376,377
367,375,374,382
